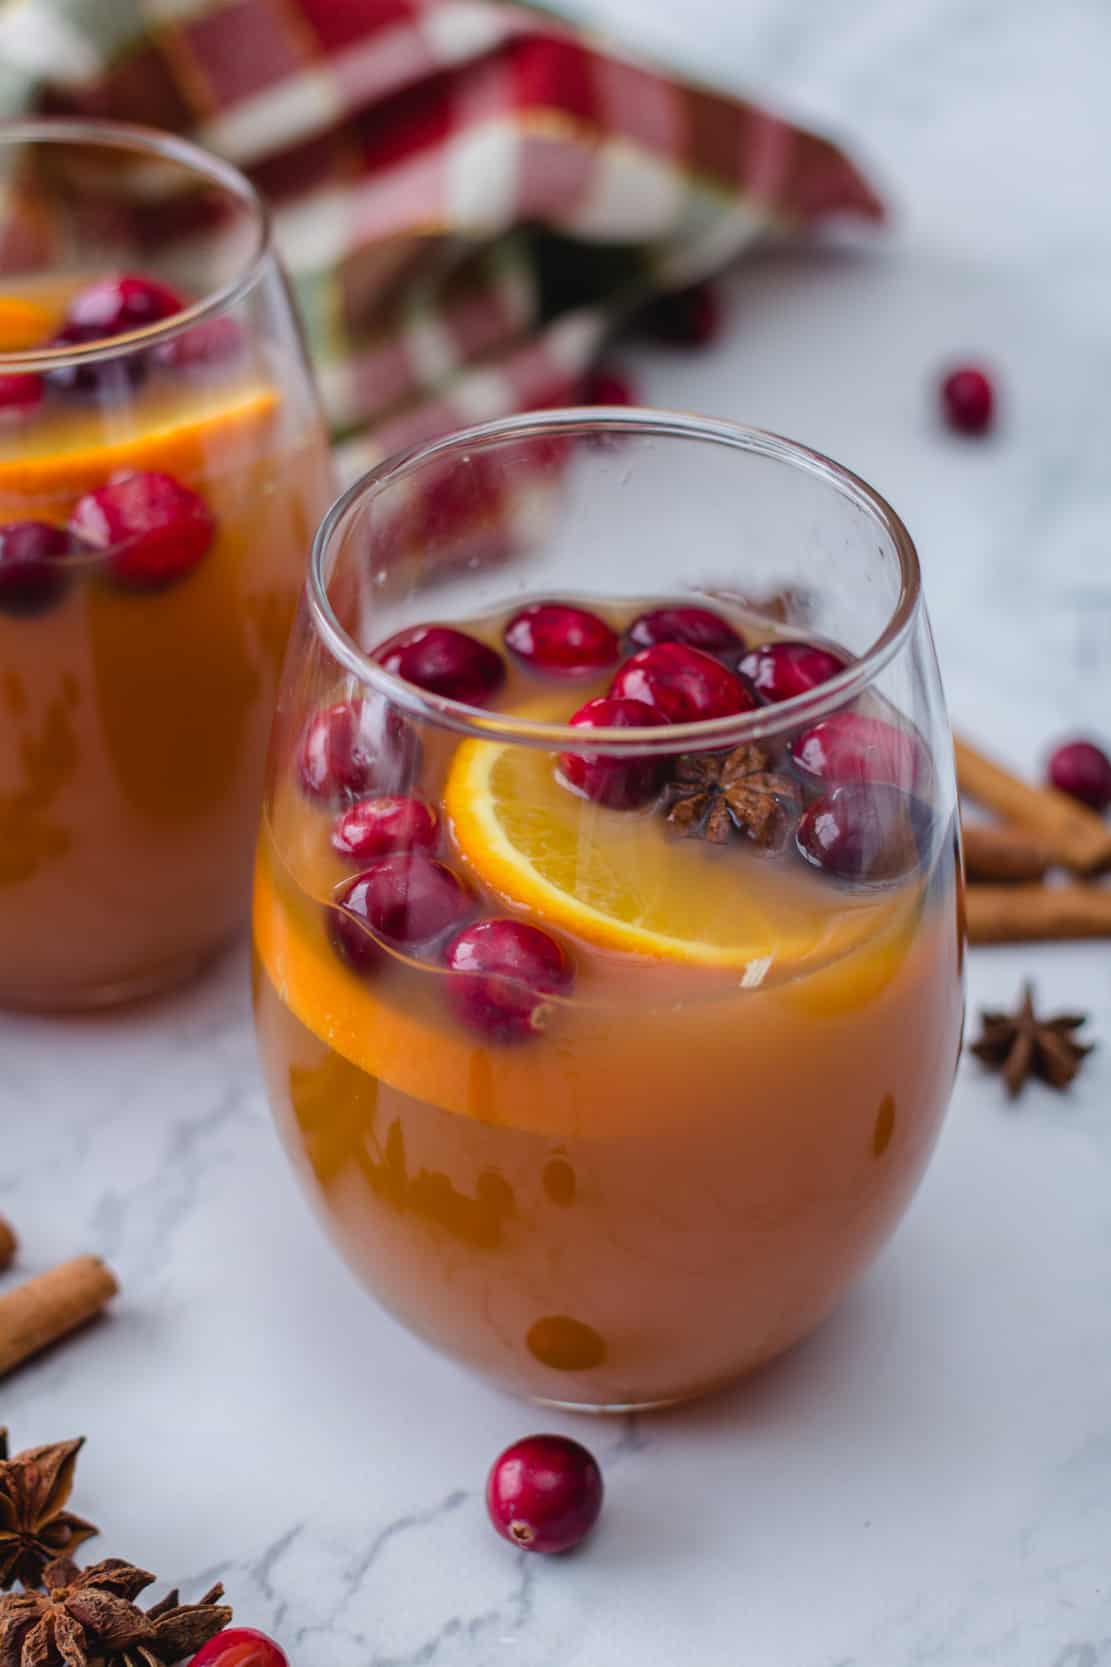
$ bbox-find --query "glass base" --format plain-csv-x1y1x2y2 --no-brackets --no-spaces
0,933,238,1014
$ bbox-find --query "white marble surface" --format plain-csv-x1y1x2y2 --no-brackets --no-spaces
6,2,1111,1663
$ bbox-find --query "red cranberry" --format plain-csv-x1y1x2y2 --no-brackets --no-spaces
790,712,927,791
486,1434,603,1555
444,919,572,1042
740,639,848,703
626,605,743,657
609,642,756,723
0,521,70,615
582,364,638,405
62,273,185,338
0,372,43,416
331,795,438,860
45,328,146,399
68,470,215,589
941,365,994,435
190,1629,288,1667
375,624,505,706
797,785,930,884
1046,738,1111,812
504,602,618,677
152,315,245,373
298,700,418,803
557,695,668,808
329,853,472,970
632,281,722,347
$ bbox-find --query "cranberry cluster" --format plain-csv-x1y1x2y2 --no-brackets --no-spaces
0,274,237,613
0,272,243,416
307,600,935,1033
0,469,216,613
300,692,573,1044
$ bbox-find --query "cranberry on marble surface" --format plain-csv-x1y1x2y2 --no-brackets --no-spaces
1046,738,1111,813
740,639,847,704
609,642,756,723
486,1434,603,1555
940,365,994,435
0,520,71,615
557,695,668,808
375,624,505,706
69,470,215,589
445,918,572,1042
504,602,618,677
190,1629,289,1667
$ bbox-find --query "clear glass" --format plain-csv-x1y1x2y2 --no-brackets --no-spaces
253,409,965,1410
0,120,334,1010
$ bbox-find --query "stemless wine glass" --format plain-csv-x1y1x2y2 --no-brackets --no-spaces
254,409,965,1410
0,119,333,1011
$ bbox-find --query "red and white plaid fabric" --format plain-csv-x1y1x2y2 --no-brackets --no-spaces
0,0,883,476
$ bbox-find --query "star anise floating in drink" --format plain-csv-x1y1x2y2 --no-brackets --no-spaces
969,982,1094,1098
0,1432,98,1591
664,745,801,849
0,1556,231,1667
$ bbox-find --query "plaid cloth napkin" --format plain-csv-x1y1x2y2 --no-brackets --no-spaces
0,0,882,477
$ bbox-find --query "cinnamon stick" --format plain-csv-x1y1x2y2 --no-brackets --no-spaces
961,822,1054,883
0,1256,118,1378
956,735,1111,875
967,883,1111,944
0,1217,15,1272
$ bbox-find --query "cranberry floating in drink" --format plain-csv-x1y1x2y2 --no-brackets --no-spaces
299,701,417,804
376,623,506,705
69,470,215,590
444,918,573,1042
331,795,439,860
626,604,743,657
558,695,668,807
610,642,756,722
504,601,618,676
790,711,927,790
740,639,846,703
0,521,71,615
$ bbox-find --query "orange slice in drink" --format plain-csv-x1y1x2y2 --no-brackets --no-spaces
0,382,280,512
0,295,59,351
444,720,894,973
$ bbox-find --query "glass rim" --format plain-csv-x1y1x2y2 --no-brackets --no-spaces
308,407,923,754
0,116,272,371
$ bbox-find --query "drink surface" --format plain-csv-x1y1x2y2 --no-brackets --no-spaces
254,594,964,1406
0,278,332,1008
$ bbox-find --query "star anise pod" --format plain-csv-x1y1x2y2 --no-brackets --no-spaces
665,745,801,848
0,1557,231,1667
969,982,1094,1099
0,1434,97,1591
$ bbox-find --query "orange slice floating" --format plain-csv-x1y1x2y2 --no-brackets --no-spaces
0,382,281,510
443,716,893,972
